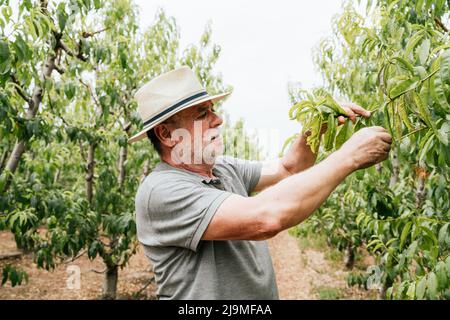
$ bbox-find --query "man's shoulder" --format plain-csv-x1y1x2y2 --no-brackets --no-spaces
135,165,201,208
139,162,207,193
214,156,258,175
141,165,199,189
214,155,244,170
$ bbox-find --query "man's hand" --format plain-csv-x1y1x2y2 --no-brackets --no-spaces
339,126,392,170
312,102,371,135
336,102,371,124
335,103,391,170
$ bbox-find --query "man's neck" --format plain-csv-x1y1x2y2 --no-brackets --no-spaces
162,156,216,179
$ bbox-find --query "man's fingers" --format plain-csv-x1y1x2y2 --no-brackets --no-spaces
340,102,371,118
337,116,346,125
379,132,393,144
349,103,371,118
341,106,356,123
370,126,388,132
381,141,391,152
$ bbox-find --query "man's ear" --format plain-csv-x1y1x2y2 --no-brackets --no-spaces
154,124,177,148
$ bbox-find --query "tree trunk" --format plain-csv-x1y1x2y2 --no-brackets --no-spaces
3,140,25,181
344,243,355,270
118,145,127,191
53,168,60,185
416,174,426,209
86,143,96,205
102,264,118,300
0,149,8,173
0,54,56,193
389,149,399,188
378,278,393,300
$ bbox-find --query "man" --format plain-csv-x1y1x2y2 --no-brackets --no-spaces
129,66,392,299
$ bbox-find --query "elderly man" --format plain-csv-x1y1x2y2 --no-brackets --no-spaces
129,66,392,300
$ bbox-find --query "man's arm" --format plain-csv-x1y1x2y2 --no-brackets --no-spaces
202,126,392,241
253,134,317,192
253,103,371,192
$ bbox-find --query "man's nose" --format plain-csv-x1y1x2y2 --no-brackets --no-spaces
210,112,223,128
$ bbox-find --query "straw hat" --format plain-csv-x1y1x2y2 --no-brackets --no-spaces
128,66,231,144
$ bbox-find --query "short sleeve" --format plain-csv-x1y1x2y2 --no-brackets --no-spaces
138,176,232,252
219,156,262,195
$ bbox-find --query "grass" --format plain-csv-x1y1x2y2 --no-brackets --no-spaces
324,248,344,267
314,286,343,300
294,232,345,268
296,233,328,251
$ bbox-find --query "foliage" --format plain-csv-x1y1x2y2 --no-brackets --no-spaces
286,0,449,299
0,0,259,297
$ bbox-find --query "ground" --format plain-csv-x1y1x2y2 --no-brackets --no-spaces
268,230,377,299
0,230,377,299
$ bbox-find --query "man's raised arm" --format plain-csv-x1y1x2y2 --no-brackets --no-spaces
202,126,392,241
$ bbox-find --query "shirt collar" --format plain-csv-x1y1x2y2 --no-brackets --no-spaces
155,161,227,185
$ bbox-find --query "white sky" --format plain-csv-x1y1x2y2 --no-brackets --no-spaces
135,0,346,158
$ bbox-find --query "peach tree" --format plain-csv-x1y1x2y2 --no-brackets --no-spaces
285,0,449,299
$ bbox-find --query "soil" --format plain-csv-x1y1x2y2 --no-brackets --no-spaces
0,230,375,300
268,230,376,299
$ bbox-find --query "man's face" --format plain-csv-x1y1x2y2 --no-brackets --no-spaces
168,100,224,165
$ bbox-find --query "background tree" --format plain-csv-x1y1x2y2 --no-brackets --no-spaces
285,0,449,299
1,0,261,298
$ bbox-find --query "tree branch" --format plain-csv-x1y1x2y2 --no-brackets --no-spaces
10,74,31,104
63,250,86,264
79,141,87,162
59,40,87,62
54,64,65,74
47,91,71,127
82,27,110,38
90,268,107,274
78,77,101,109
434,17,449,33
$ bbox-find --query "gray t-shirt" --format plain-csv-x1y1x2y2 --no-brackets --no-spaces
135,156,279,300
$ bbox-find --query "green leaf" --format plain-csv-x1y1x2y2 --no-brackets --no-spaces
436,122,449,146
416,277,426,299
435,261,447,291
438,222,449,247
413,92,432,127
406,30,425,56
389,78,419,99
439,49,450,85
400,221,412,249
406,282,415,300
392,57,414,74
398,99,414,130
289,100,314,120
1,6,12,23
13,34,32,62
57,8,68,32
417,38,430,65
446,256,450,279
323,114,336,151
64,82,76,100
432,73,450,112
426,272,438,299
323,95,347,115
0,40,10,74
407,240,418,258
335,120,349,149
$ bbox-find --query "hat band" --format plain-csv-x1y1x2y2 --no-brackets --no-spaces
142,91,208,127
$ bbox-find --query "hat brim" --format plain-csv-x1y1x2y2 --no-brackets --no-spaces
127,91,231,144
